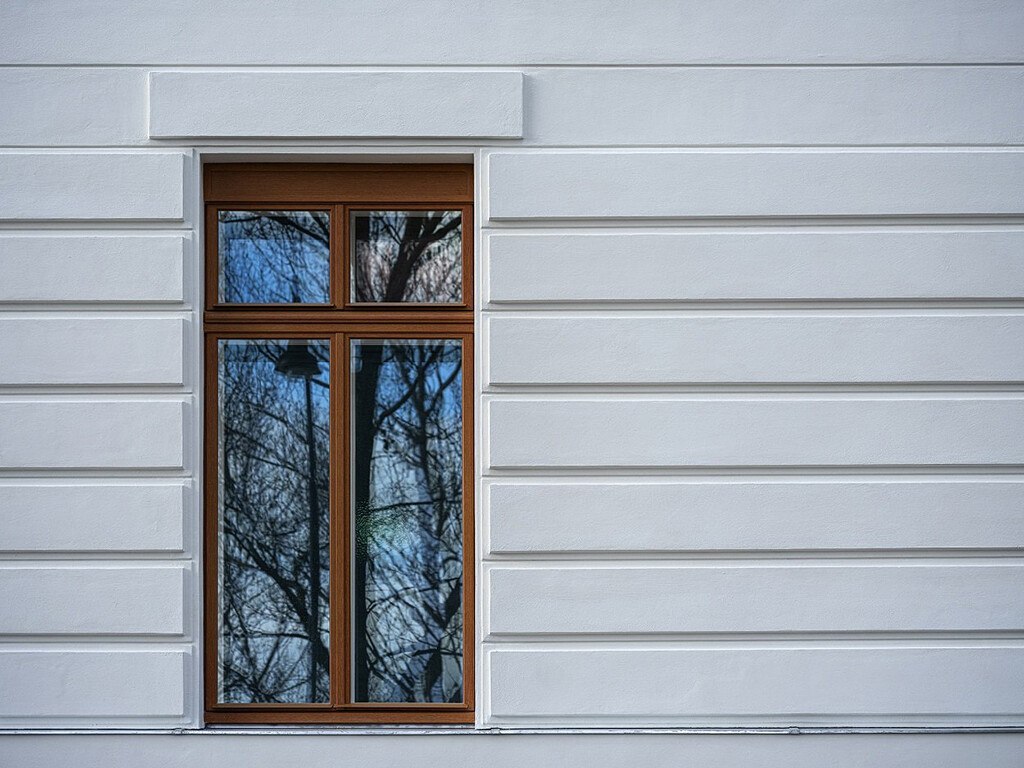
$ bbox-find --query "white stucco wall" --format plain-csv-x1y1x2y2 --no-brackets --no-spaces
1,1,1023,764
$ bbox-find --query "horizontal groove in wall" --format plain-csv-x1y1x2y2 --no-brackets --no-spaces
0,392,191,402
0,221,193,231
10,63,1024,69
482,390,1024,400
484,384,1024,394
479,307,1024,317
482,556,1024,567
0,476,192,484
482,714,1024,728
481,473,1024,482
481,146,1024,153
481,215,1024,229
0,386,192,396
5,141,1024,149
483,632,1024,645
0,226,192,235
0,641,193,652
0,467,191,477
0,551,190,561
482,301,1024,311
6,143,1024,151
0,309,192,318
482,550,1024,562
484,639,1024,650
0,304,192,312
0,470,192,480
0,634,192,645
0,558,193,568
482,466,1024,477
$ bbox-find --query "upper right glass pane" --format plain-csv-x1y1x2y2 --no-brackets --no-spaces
351,210,463,304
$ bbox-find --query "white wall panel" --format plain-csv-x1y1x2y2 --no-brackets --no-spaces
3,1,1022,65
0,566,185,635
487,315,1024,385
2,0,1022,745
486,564,1024,635
486,231,1024,304
0,651,185,720
487,647,1024,722
0,153,185,221
527,67,1024,146
0,318,184,386
0,483,185,552
0,401,185,469
0,69,146,146
487,151,1024,220
150,71,523,138
487,398,1024,469
45,65,1020,146
0,236,186,304
487,481,1024,554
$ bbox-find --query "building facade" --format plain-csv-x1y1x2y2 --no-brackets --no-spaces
1,1,1023,765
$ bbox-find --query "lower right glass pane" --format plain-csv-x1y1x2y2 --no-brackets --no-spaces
350,338,464,703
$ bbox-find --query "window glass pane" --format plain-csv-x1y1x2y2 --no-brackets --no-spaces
217,339,330,703
350,338,464,703
351,211,462,304
218,210,330,304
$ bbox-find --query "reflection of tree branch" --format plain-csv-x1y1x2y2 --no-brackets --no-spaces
265,213,330,247
223,525,330,681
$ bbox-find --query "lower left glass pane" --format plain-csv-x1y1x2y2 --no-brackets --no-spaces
217,339,330,703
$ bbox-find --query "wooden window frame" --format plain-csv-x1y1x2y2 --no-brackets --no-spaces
203,164,475,725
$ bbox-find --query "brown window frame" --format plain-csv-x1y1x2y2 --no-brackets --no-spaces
203,163,475,725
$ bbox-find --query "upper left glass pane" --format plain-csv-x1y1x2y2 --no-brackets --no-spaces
217,210,330,304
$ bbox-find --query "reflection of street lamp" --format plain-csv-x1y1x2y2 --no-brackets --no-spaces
275,341,322,702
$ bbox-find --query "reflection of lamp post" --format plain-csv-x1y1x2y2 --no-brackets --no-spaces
275,341,322,702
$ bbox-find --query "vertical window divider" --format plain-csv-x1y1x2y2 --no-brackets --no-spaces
342,331,354,708
337,204,347,310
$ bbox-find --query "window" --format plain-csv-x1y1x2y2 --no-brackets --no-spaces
203,164,474,725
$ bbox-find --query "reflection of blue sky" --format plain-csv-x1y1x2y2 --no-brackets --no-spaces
353,339,464,703
217,338,331,703
219,211,330,304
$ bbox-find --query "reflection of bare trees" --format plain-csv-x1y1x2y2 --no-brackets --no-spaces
219,211,330,303
216,208,466,707
219,340,330,703
353,340,463,703
352,211,462,303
